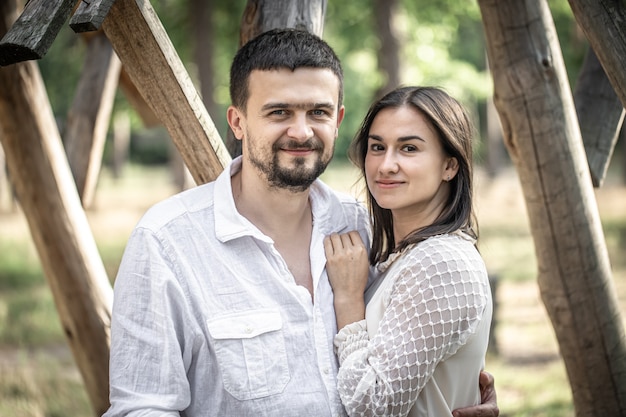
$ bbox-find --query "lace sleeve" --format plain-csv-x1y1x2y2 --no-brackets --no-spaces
334,235,491,417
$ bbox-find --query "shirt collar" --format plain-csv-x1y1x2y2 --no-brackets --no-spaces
214,156,352,242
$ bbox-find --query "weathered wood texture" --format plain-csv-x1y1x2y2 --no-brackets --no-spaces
0,3,112,415
70,0,115,33
0,44,112,417
568,0,626,110
227,0,327,156
573,47,625,187
0,0,75,65
117,67,161,128
240,0,326,42
64,31,121,208
478,1,626,415
102,0,231,184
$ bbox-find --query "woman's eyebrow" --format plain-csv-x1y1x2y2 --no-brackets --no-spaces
368,134,425,142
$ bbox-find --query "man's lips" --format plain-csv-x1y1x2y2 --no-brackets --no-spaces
281,147,317,156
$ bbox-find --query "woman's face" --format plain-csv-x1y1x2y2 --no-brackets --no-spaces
364,105,458,226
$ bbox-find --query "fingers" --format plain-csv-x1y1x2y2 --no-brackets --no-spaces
325,231,364,253
452,371,499,417
324,233,342,256
479,370,494,390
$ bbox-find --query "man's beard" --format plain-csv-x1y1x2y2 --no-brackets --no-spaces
247,135,333,192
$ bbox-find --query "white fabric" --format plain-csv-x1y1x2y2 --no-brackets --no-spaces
104,157,370,417
334,233,492,417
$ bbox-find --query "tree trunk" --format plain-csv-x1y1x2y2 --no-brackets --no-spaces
373,0,400,99
573,46,625,187
190,0,217,121
478,1,626,415
485,52,507,178
226,0,327,157
64,31,121,208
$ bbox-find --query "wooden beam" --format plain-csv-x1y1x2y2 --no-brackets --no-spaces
101,0,231,185
478,0,626,415
0,59,112,417
117,67,161,128
573,47,625,187
0,0,75,66
568,0,626,110
64,31,121,208
70,0,115,33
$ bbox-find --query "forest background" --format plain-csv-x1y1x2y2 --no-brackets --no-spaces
1,0,625,416
38,0,588,166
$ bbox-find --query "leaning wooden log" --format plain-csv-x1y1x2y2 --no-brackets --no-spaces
70,0,115,33
478,0,626,415
0,2,111,414
0,61,112,417
117,67,161,128
0,0,76,66
568,0,626,110
64,31,121,209
573,47,625,187
101,0,231,184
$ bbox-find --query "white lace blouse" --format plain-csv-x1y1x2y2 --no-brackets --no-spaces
334,233,492,417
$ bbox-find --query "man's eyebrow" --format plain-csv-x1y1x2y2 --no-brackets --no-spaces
261,102,335,111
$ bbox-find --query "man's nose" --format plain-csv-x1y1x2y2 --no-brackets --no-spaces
287,113,314,141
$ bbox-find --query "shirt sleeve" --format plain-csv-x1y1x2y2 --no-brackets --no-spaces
333,236,491,417
104,226,195,417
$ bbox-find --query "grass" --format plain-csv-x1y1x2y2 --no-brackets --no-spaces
0,162,624,417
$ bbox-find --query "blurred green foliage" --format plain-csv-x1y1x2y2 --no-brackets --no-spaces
37,0,583,163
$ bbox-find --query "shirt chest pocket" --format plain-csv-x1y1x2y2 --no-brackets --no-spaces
206,308,290,400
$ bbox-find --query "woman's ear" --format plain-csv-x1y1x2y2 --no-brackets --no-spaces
444,157,459,181
227,106,245,140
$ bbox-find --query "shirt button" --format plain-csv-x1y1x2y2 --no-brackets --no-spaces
245,326,253,334
323,367,329,374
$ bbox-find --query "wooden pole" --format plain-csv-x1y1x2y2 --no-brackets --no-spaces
101,0,231,184
478,0,626,415
64,31,121,208
0,61,113,416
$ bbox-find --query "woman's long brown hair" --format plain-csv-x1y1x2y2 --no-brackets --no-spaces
349,86,477,265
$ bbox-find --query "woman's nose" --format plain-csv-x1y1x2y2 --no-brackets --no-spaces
379,151,399,173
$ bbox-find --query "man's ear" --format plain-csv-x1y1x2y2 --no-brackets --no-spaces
227,106,245,140
336,105,345,135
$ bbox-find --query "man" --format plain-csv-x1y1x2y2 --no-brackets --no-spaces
104,28,498,417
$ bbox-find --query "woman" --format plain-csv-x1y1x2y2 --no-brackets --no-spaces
324,86,493,417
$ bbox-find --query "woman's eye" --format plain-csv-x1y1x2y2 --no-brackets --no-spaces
369,143,384,152
402,145,417,152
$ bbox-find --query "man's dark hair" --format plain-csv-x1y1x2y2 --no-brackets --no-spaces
229,28,344,112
